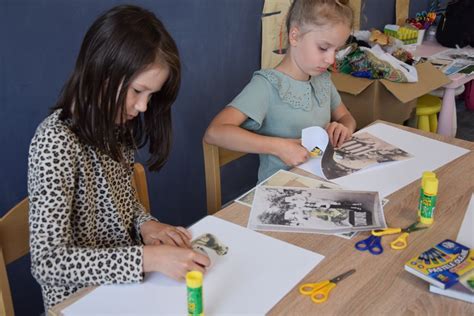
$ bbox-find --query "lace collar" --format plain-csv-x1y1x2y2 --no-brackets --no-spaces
255,69,331,111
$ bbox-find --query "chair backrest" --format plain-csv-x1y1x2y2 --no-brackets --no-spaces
132,163,151,213
0,197,29,316
202,140,247,215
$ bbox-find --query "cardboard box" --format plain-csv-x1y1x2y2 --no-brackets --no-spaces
331,62,451,128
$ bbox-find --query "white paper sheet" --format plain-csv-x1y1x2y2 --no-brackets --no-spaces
299,123,469,198
302,126,328,154
456,194,474,248
62,216,324,316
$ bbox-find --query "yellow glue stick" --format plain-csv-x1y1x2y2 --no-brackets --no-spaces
418,171,436,218
420,177,438,225
186,271,204,316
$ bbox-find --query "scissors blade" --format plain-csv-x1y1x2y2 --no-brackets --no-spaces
406,226,428,233
330,269,356,284
403,221,428,233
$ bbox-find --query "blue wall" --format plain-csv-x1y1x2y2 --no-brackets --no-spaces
360,0,431,30
1,0,430,314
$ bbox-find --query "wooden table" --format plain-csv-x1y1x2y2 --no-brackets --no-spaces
51,122,474,315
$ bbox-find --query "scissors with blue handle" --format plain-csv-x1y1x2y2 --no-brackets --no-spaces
371,221,427,250
355,234,383,255
299,269,356,303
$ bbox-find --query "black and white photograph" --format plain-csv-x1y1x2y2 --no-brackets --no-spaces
322,132,413,180
235,169,341,207
248,186,386,234
235,170,362,239
431,47,474,63
191,233,229,268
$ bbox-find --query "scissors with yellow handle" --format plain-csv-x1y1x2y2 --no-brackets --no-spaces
299,269,356,303
372,221,427,250
309,146,323,157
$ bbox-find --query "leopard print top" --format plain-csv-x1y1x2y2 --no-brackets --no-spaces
28,110,157,311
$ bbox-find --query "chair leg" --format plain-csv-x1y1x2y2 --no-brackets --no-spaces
429,114,438,133
417,115,430,132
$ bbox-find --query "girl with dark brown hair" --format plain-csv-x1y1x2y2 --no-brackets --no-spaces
28,5,209,311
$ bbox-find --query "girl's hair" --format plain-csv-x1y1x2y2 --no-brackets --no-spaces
286,0,353,33
54,5,181,171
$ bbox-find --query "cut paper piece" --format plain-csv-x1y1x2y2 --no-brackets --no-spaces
321,132,413,180
299,129,413,181
191,233,229,268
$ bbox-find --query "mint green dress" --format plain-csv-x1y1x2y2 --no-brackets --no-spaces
229,69,342,182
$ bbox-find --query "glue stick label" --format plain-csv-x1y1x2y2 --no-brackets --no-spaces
420,195,437,219
418,187,424,215
187,286,203,315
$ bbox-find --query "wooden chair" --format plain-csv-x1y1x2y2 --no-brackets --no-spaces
0,163,150,315
202,140,247,215
0,197,29,316
132,163,151,213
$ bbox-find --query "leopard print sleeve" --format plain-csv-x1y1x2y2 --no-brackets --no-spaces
28,112,146,309
132,199,159,242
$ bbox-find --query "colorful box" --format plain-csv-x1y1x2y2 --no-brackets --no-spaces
384,24,419,45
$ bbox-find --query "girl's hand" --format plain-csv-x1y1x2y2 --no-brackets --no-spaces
143,245,211,280
140,220,192,248
274,138,310,167
326,122,352,148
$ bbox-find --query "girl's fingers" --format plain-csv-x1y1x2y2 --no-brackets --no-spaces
333,128,342,147
166,230,186,247
328,124,338,146
174,228,192,248
144,233,162,245
340,130,349,147
142,236,155,245
193,251,211,268
335,129,345,148
168,229,192,248
147,226,192,248
189,262,206,274
176,226,192,240
157,234,175,246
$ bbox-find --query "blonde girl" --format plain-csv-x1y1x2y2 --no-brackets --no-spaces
204,0,356,182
